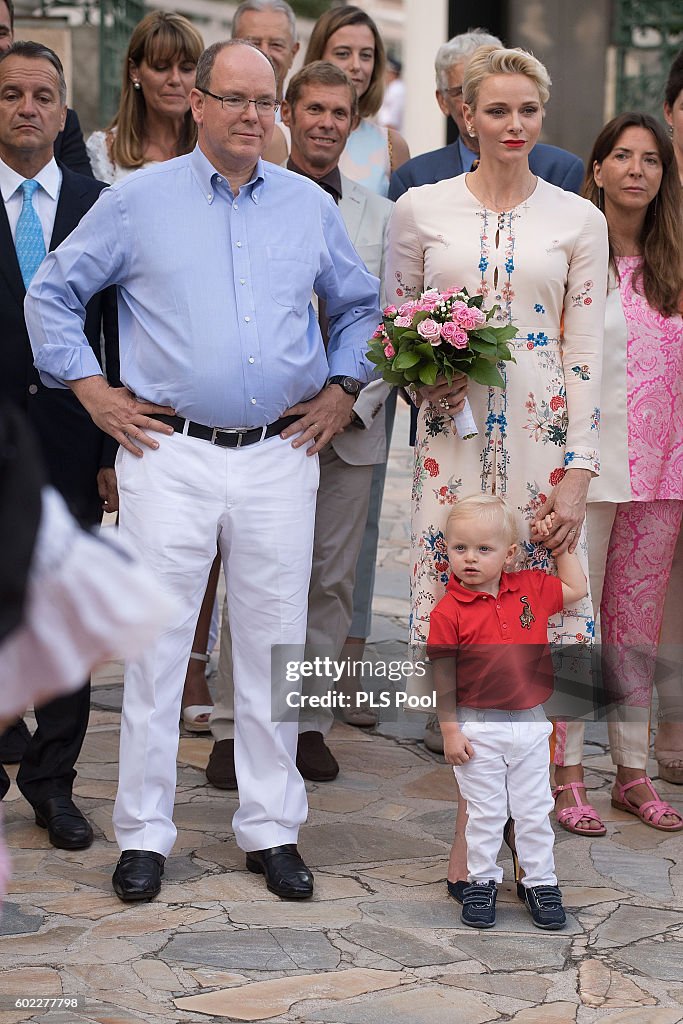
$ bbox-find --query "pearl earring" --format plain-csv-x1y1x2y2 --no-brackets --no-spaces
133,81,141,91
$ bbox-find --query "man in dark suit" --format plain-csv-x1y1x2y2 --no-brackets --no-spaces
0,40,117,848
0,0,92,177
389,28,584,201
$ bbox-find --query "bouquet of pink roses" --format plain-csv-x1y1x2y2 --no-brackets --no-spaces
367,286,517,439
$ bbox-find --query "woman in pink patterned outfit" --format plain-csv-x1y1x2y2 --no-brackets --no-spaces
553,113,683,834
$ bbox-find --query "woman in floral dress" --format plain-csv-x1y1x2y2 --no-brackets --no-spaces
385,45,608,890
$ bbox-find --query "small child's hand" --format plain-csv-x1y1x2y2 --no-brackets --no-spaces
530,511,556,540
443,728,475,766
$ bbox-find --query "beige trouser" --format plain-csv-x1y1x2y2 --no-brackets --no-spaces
558,501,651,768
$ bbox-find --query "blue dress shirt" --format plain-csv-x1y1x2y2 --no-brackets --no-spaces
26,146,381,429
457,136,478,173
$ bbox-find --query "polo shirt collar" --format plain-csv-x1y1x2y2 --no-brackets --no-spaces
190,144,266,204
446,570,520,603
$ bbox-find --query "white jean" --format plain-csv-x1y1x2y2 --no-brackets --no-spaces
112,429,318,856
454,706,556,887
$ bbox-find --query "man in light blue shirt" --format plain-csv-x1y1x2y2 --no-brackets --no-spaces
26,39,381,904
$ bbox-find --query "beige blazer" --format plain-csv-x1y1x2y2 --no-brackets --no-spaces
331,175,394,467
587,279,632,504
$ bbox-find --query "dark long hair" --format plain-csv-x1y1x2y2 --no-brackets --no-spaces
582,112,683,317
304,5,386,119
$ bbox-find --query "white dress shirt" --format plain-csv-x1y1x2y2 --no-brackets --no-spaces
0,156,62,249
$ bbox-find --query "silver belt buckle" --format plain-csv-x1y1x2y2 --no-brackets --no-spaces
210,424,267,448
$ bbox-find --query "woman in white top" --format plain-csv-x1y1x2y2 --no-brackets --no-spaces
87,11,203,184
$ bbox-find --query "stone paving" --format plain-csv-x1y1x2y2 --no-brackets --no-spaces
2,402,683,1024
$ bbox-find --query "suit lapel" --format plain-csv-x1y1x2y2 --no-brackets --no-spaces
49,166,83,251
339,176,365,245
0,200,25,302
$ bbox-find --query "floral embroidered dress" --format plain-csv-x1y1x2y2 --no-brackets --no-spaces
385,174,608,647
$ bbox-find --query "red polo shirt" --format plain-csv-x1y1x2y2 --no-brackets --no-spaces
427,570,564,710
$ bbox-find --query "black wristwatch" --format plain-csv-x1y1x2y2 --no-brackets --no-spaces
327,375,362,398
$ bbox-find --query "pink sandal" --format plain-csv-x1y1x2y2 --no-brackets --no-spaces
552,781,607,836
611,776,683,832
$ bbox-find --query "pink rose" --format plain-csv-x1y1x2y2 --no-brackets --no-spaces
384,343,396,358
417,318,441,342
383,305,398,317
440,321,469,348
394,315,413,327
453,303,486,330
398,301,416,316
372,325,386,339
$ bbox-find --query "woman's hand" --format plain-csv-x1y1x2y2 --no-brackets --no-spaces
419,373,468,415
531,468,592,555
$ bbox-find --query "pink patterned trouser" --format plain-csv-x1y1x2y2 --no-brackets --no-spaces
554,500,683,767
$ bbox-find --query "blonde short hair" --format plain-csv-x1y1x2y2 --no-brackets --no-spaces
463,44,551,110
446,494,523,547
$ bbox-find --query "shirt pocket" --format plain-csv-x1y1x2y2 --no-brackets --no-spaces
266,246,317,309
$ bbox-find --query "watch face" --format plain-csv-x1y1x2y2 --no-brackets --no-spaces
330,375,360,396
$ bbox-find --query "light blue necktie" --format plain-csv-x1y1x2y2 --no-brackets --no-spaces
15,179,46,288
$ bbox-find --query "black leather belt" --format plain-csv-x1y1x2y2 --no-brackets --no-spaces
156,414,299,449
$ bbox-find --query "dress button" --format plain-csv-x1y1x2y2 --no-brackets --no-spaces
248,356,255,364
28,384,38,395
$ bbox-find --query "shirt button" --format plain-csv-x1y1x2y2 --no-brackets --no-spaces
248,356,255,364
240,279,246,285
28,384,38,395
233,202,238,210
244,316,251,322
236,241,242,248
502,623,508,629
207,194,213,202
251,397,257,405
216,176,222,183
496,604,501,610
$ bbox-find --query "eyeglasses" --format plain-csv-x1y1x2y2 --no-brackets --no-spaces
197,88,279,115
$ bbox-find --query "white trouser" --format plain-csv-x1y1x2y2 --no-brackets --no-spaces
112,430,318,856
454,706,556,888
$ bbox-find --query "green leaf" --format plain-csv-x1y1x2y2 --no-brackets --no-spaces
404,366,420,382
469,294,484,308
382,369,410,386
366,350,384,365
492,324,519,343
415,342,438,359
418,363,438,385
394,351,421,370
472,327,498,344
468,360,505,388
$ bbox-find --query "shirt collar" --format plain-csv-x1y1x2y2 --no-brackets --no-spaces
457,135,478,172
0,156,60,203
190,144,266,204
287,157,342,203
446,570,520,603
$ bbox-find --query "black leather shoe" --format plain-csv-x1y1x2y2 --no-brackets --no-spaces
461,880,497,928
524,884,566,930
112,850,165,902
0,719,32,764
296,731,339,782
206,739,238,790
246,844,314,899
33,796,93,850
